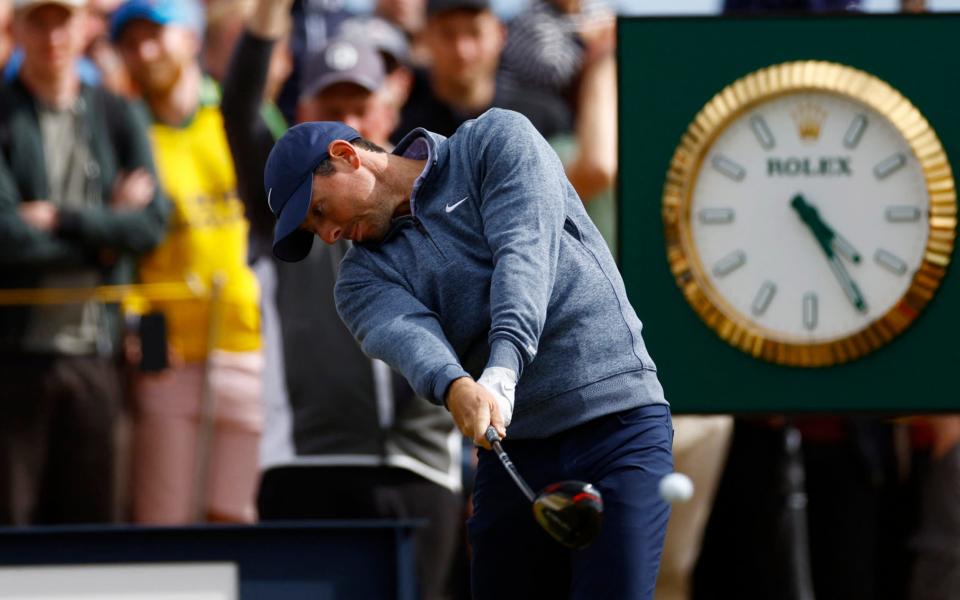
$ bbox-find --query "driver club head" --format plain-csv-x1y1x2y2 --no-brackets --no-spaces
532,481,603,549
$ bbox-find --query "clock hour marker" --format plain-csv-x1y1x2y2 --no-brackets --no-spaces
711,155,746,181
874,249,908,275
803,293,818,331
885,206,922,222
874,153,906,179
750,116,775,150
843,114,868,149
751,281,777,316
712,250,746,277
698,208,735,224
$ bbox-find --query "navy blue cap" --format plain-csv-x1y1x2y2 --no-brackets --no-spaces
265,121,361,262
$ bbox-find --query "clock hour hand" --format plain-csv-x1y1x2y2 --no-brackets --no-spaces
791,194,868,312
789,194,862,264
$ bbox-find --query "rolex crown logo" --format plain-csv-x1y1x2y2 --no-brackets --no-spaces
791,102,826,142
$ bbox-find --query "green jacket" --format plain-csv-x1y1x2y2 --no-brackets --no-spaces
0,78,170,353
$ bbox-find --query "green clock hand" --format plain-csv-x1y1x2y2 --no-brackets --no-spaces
789,194,862,263
790,194,868,312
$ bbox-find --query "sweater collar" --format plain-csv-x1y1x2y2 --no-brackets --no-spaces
392,127,446,218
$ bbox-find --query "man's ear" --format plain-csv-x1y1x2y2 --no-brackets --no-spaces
328,139,361,169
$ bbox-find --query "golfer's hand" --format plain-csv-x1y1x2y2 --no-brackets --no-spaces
446,377,506,449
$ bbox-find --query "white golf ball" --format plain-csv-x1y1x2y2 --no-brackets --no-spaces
658,472,694,503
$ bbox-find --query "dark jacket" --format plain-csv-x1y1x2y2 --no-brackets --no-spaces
0,78,169,353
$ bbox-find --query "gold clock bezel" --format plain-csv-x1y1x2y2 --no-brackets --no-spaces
662,60,957,367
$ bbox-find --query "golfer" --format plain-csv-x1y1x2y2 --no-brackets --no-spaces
265,109,673,598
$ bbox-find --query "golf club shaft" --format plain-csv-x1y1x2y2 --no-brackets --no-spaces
485,426,536,502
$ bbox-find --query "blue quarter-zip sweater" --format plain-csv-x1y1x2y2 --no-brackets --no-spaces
335,109,667,439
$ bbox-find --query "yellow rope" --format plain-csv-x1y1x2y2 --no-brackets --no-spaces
0,281,207,306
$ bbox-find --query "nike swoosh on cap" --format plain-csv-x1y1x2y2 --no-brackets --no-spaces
267,188,275,212
445,197,469,213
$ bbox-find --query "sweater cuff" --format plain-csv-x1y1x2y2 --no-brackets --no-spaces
432,363,471,407
486,338,523,377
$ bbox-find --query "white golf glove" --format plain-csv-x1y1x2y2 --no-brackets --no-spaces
477,367,517,428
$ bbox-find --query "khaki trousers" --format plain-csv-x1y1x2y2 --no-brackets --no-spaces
655,415,733,600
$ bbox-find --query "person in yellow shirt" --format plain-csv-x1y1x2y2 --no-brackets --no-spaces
112,0,263,524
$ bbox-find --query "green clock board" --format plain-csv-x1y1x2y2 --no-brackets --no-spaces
618,14,959,413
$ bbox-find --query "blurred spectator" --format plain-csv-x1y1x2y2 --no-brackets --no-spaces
201,0,253,83
84,0,131,95
202,0,292,145
336,15,414,140
498,0,616,201
655,416,733,600
221,3,462,598
112,0,264,524
909,417,960,600
561,51,616,202
297,37,395,146
274,0,354,123
272,1,417,126
694,417,911,600
375,0,424,40
499,0,613,108
391,0,569,144
2,0,130,93
338,13,411,73
372,0,429,64
723,0,861,11
0,1,13,68
0,0,168,525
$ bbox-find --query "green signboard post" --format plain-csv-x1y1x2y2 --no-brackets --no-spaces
618,14,959,413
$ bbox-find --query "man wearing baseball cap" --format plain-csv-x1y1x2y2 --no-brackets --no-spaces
297,37,397,149
112,0,264,525
0,0,168,525
109,0,203,41
265,106,673,598
222,3,464,598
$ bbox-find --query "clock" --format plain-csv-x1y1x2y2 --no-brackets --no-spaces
662,60,957,367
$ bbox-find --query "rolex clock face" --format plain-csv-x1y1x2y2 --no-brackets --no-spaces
663,61,957,367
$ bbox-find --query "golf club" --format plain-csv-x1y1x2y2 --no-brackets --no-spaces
484,426,603,549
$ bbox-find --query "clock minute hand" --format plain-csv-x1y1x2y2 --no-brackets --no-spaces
832,233,862,265
790,194,868,313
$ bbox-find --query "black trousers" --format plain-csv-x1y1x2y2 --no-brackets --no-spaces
692,418,912,600
910,443,960,600
258,465,463,600
0,354,122,525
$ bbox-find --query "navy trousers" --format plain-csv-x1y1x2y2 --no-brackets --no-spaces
468,403,673,599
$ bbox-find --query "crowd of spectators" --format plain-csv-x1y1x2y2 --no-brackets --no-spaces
0,0,616,598
0,1,955,600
